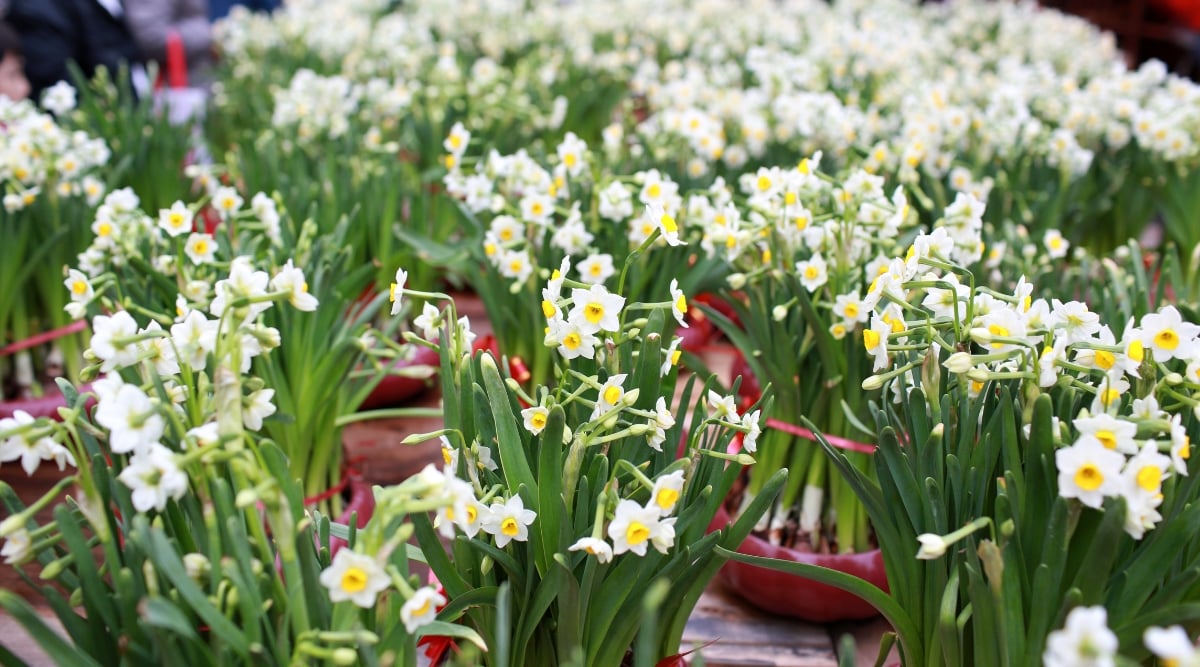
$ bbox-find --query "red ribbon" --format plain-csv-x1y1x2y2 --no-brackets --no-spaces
765,418,877,455
302,456,367,506
0,320,89,357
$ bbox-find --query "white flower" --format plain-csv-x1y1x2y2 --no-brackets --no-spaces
117,443,188,512
1072,414,1138,455
521,405,550,435
443,122,470,158
916,533,947,560
213,186,243,218
41,81,76,115
1043,606,1117,667
646,397,675,452
270,259,318,312
413,302,442,340
0,410,76,475
482,495,537,548
319,549,391,608
832,291,868,326
1141,306,1200,362
401,586,447,633
140,322,180,377
649,470,685,516
591,374,629,419
519,193,554,226
644,202,684,246
158,201,193,237
705,390,740,423
1144,626,1199,666
568,285,625,334
390,268,408,316
742,409,763,454
863,316,891,372
576,254,615,285
568,537,613,563
63,269,93,303
660,337,682,376
1056,438,1125,509
170,310,215,370
243,389,276,431
186,422,220,448
1048,300,1101,343
91,311,140,371
608,499,667,557
668,279,688,328
547,318,600,361
184,233,217,265
795,253,828,292
94,385,164,454
1,529,31,565
1170,415,1191,475
1043,229,1070,259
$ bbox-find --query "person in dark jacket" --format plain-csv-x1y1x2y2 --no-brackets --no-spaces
208,0,277,22
5,0,144,100
0,20,30,100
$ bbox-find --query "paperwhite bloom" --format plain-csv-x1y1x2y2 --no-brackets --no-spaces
608,499,668,556
1,529,31,565
94,385,165,454
1141,306,1200,362
916,533,947,560
242,389,276,431
1043,606,1117,667
401,586,447,633
117,443,188,512
158,201,193,237
576,254,615,285
521,405,550,435
390,268,408,316
547,318,599,361
63,269,94,303
91,311,140,371
568,285,625,334
41,81,76,115
569,537,614,563
591,374,629,419
319,548,391,608
212,186,243,218
413,302,442,340
795,253,828,292
184,233,217,265
1043,229,1070,259
649,470,685,516
0,410,76,475
270,260,318,311
1056,438,1125,509
1144,626,1200,666
669,279,688,328
482,495,537,548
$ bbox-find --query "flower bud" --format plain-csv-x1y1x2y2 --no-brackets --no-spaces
184,553,211,581
1165,372,1184,386
916,533,947,559
943,352,973,374
479,352,498,370
772,305,787,322
235,489,258,508
0,514,26,538
726,273,747,290
968,327,992,345
931,423,944,438
622,388,640,406
966,368,991,384
332,648,359,666
861,375,885,391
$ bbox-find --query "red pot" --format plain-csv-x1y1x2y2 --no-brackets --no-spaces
358,344,440,411
0,384,94,421
709,505,887,622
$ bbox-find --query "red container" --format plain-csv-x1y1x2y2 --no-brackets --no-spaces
358,344,440,411
709,505,888,622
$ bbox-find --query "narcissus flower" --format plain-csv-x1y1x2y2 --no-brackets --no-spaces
95,385,165,454
482,495,537,548
608,499,671,556
1144,626,1200,666
1141,306,1199,362
1056,438,1125,509
270,260,318,312
521,405,550,435
1043,606,1117,667
319,548,390,608
158,201,192,237
401,586,447,632
0,410,76,475
390,268,408,316
568,285,625,334
569,537,614,563
117,443,188,512
649,470,685,516
669,279,688,328
184,232,217,265
63,269,93,303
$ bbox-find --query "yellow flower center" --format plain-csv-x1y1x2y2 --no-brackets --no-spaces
1094,350,1115,370
675,294,687,314
714,214,727,226
484,242,497,256
1128,339,1145,362
221,197,236,211
1095,430,1117,450
531,202,545,216
411,597,433,617
442,447,453,466
1101,388,1121,407
804,266,819,280
603,385,623,405
756,175,771,192
541,300,556,318
794,216,808,230
193,239,209,255
626,521,650,546
1155,329,1180,351
661,214,677,234
1049,237,1063,250
340,567,369,593
1182,437,1191,460
725,235,736,249
499,228,514,241
467,505,478,523
762,248,772,263
646,183,661,199
389,283,399,302
1074,464,1104,491
844,303,859,319
169,212,185,228
509,258,524,274
449,134,463,149
656,488,680,511
98,223,112,237
1136,465,1162,492
784,191,797,205
501,517,520,536
564,153,577,167
831,324,846,338
531,411,547,430
671,349,682,366
797,158,810,174
589,263,603,277
563,333,582,350
71,280,88,295
970,379,984,394
444,154,456,169
863,329,881,351
584,303,605,324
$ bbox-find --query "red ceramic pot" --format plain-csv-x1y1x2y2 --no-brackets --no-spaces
358,344,441,411
0,384,93,421
709,505,887,622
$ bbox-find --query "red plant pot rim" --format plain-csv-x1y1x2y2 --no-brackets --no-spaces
708,504,888,622
358,344,441,411
0,384,94,421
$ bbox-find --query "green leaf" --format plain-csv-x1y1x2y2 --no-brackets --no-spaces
481,358,538,496
0,590,103,667
537,405,567,577
417,621,489,652
141,597,201,642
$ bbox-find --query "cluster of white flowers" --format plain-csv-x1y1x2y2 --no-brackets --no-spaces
1044,606,1200,667
0,94,109,213
861,212,1200,540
